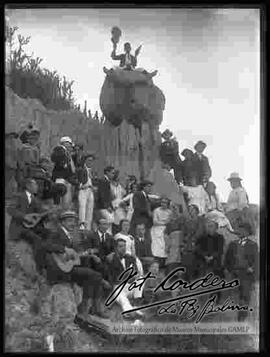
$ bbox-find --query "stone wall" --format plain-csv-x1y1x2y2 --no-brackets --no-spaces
5,86,162,191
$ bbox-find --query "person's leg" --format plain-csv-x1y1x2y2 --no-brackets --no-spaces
238,275,253,321
85,190,94,231
78,189,87,229
62,183,72,210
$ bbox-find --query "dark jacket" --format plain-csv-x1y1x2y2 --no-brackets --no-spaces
87,231,115,260
111,51,137,68
131,191,153,229
224,238,258,280
159,140,181,167
51,145,76,184
134,233,153,258
106,252,137,285
195,232,224,269
192,153,212,185
43,226,75,282
182,158,197,186
96,176,113,210
7,191,41,240
77,166,93,186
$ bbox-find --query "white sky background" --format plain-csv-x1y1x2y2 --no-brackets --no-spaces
6,7,260,204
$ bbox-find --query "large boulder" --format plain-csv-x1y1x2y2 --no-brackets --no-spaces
99,71,165,128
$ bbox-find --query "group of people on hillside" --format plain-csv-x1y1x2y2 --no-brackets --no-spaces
6,125,258,325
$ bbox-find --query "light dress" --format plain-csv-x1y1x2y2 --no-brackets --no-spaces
151,207,172,258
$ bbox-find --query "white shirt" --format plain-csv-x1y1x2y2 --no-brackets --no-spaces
81,166,93,189
182,185,209,215
120,257,126,269
114,232,136,256
125,53,132,66
226,186,249,212
25,190,32,205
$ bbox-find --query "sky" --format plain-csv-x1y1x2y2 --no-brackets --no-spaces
6,7,260,204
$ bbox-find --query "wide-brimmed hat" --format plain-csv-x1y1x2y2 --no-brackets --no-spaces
161,129,173,138
59,210,78,221
60,136,73,145
227,172,242,181
194,140,207,150
181,148,193,157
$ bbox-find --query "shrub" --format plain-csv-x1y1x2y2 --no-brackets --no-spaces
5,25,75,111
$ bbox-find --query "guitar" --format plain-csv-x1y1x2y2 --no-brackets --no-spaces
22,211,51,229
52,246,100,273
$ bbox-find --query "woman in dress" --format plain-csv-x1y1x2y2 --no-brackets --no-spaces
110,170,127,234
151,197,172,268
121,182,139,222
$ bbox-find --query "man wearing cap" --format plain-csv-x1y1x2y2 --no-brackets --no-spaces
159,129,183,183
51,136,77,209
192,140,212,186
224,222,258,321
44,210,110,320
77,153,96,230
130,180,154,234
225,172,249,230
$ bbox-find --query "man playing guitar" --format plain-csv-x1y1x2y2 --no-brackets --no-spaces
44,211,111,323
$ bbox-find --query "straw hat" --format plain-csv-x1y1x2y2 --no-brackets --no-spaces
227,172,242,181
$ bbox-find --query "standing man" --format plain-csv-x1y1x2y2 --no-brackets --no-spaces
224,222,258,321
51,136,77,209
225,172,250,230
77,153,96,231
192,140,212,186
96,166,115,234
131,180,154,234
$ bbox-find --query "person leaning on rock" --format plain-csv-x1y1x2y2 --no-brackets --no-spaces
192,140,212,186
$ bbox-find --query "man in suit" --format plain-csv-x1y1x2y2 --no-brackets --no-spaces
96,166,115,234
88,218,114,261
131,180,154,234
44,211,110,321
224,222,258,321
105,238,144,318
192,140,212,186
134,222,153,271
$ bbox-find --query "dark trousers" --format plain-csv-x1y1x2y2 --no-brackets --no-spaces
70,266,103,300
20,228,45,273
232,271,255,321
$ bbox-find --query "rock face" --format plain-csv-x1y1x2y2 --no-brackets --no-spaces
99,72,165,128
5,84,164,190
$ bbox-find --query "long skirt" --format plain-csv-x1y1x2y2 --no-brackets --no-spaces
151,225,167,258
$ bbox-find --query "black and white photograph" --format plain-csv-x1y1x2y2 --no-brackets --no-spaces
4,4,263,353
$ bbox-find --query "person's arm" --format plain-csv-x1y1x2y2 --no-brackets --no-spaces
238,189,249,210
111,48,122,60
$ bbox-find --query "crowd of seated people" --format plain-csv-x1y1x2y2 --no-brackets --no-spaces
6,127,258,326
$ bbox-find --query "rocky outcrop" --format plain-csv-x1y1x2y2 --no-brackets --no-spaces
99,71,165,128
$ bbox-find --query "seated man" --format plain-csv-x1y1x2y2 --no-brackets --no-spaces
43,211,111,321
103,41,158,78
134,222,153,272
7,178,46,272
105,238,144,319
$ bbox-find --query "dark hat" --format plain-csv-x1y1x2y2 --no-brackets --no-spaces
140,180,153,188
194,140,207,150
59,210,78,221
5,132,19,138
161,129,173,138
82,152,96,160
181,148,193,157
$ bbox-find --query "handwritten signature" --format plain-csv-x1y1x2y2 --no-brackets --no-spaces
105,266,250,322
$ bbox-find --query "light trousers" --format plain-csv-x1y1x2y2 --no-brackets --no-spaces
78,188,94,230
115,283,137,312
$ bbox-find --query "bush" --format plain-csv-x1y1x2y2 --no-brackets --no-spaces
5,25,75,111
